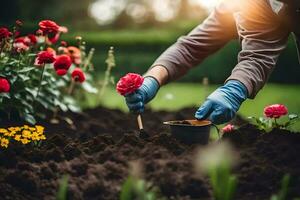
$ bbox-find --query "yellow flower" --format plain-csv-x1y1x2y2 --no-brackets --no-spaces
31,132,40,141
40,135,46,140
8,127,21,132
22,130,31,138
21,138,30,145
29,127,36,131
23,125,29,130
35,125,44,134
0,128,8,134
14,135,22,141
5,131,16,137
1,138,9,148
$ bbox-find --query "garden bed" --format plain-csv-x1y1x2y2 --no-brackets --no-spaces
0,107,299,200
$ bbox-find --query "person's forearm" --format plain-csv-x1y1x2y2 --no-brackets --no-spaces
144,65,169,86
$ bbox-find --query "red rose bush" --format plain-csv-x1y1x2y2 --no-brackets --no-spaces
116,73,144,96
0,20,97,124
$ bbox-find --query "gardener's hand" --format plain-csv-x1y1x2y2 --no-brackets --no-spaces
125,77,160,113
195,80,248,124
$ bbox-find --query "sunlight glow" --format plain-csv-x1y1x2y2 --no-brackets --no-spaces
190,0,222,12
152,0,181,22
89,0,216,25
89,0,126,25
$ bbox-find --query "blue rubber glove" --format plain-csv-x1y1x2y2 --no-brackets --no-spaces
125,76,160,113
195,80,248,124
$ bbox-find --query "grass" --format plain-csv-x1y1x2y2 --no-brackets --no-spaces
81,83,300,131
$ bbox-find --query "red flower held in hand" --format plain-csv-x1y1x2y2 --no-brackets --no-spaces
116,73,144,96
39,20,60,36
0,78,10,93
53,55,72,76
36,51,56,65
71,68,86,83
222,124,235,133
0,28,12,41
264,104,288,119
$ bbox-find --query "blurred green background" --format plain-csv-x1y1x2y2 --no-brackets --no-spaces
1,0,300,128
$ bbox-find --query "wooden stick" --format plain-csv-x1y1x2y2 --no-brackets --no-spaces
137,114,144,130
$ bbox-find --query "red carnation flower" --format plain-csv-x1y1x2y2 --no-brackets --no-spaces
222,124,235,133
27,34,37,45
48,32,60,44
38,20,60,36
15,37,30,45
71,68,86,83
13,42,29,53
37,51,56,65
264,104,288,119
55,69,68,76
0,28,12,41
116,73,144,96
0,78,10,93
53,55,72,76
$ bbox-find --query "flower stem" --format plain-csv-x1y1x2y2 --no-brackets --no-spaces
34,64,46,107
68,79,75,95
274,118,278,128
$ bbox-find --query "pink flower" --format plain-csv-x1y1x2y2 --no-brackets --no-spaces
0,78,10,93
222,124,235,133
264,104,288,119
116,73,144,96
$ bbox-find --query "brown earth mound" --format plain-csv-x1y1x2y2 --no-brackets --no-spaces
0,107,299,200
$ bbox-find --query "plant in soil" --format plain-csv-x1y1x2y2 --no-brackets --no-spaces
270,174,290,200
120,162,164,200
248,104,298,132
196,141,238,200
0,20,97,124
56,175,69,200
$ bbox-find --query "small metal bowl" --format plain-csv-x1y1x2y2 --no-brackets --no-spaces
163,120,212,145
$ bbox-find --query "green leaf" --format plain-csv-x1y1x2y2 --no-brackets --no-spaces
23,113,36,125
82,82,98,94
289,114,298,120
68,104,81,113
120,176,134,200
56,175,69,200
17,67,36,73
0,93,11,99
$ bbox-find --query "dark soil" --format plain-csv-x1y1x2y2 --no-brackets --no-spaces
0,107,299,200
